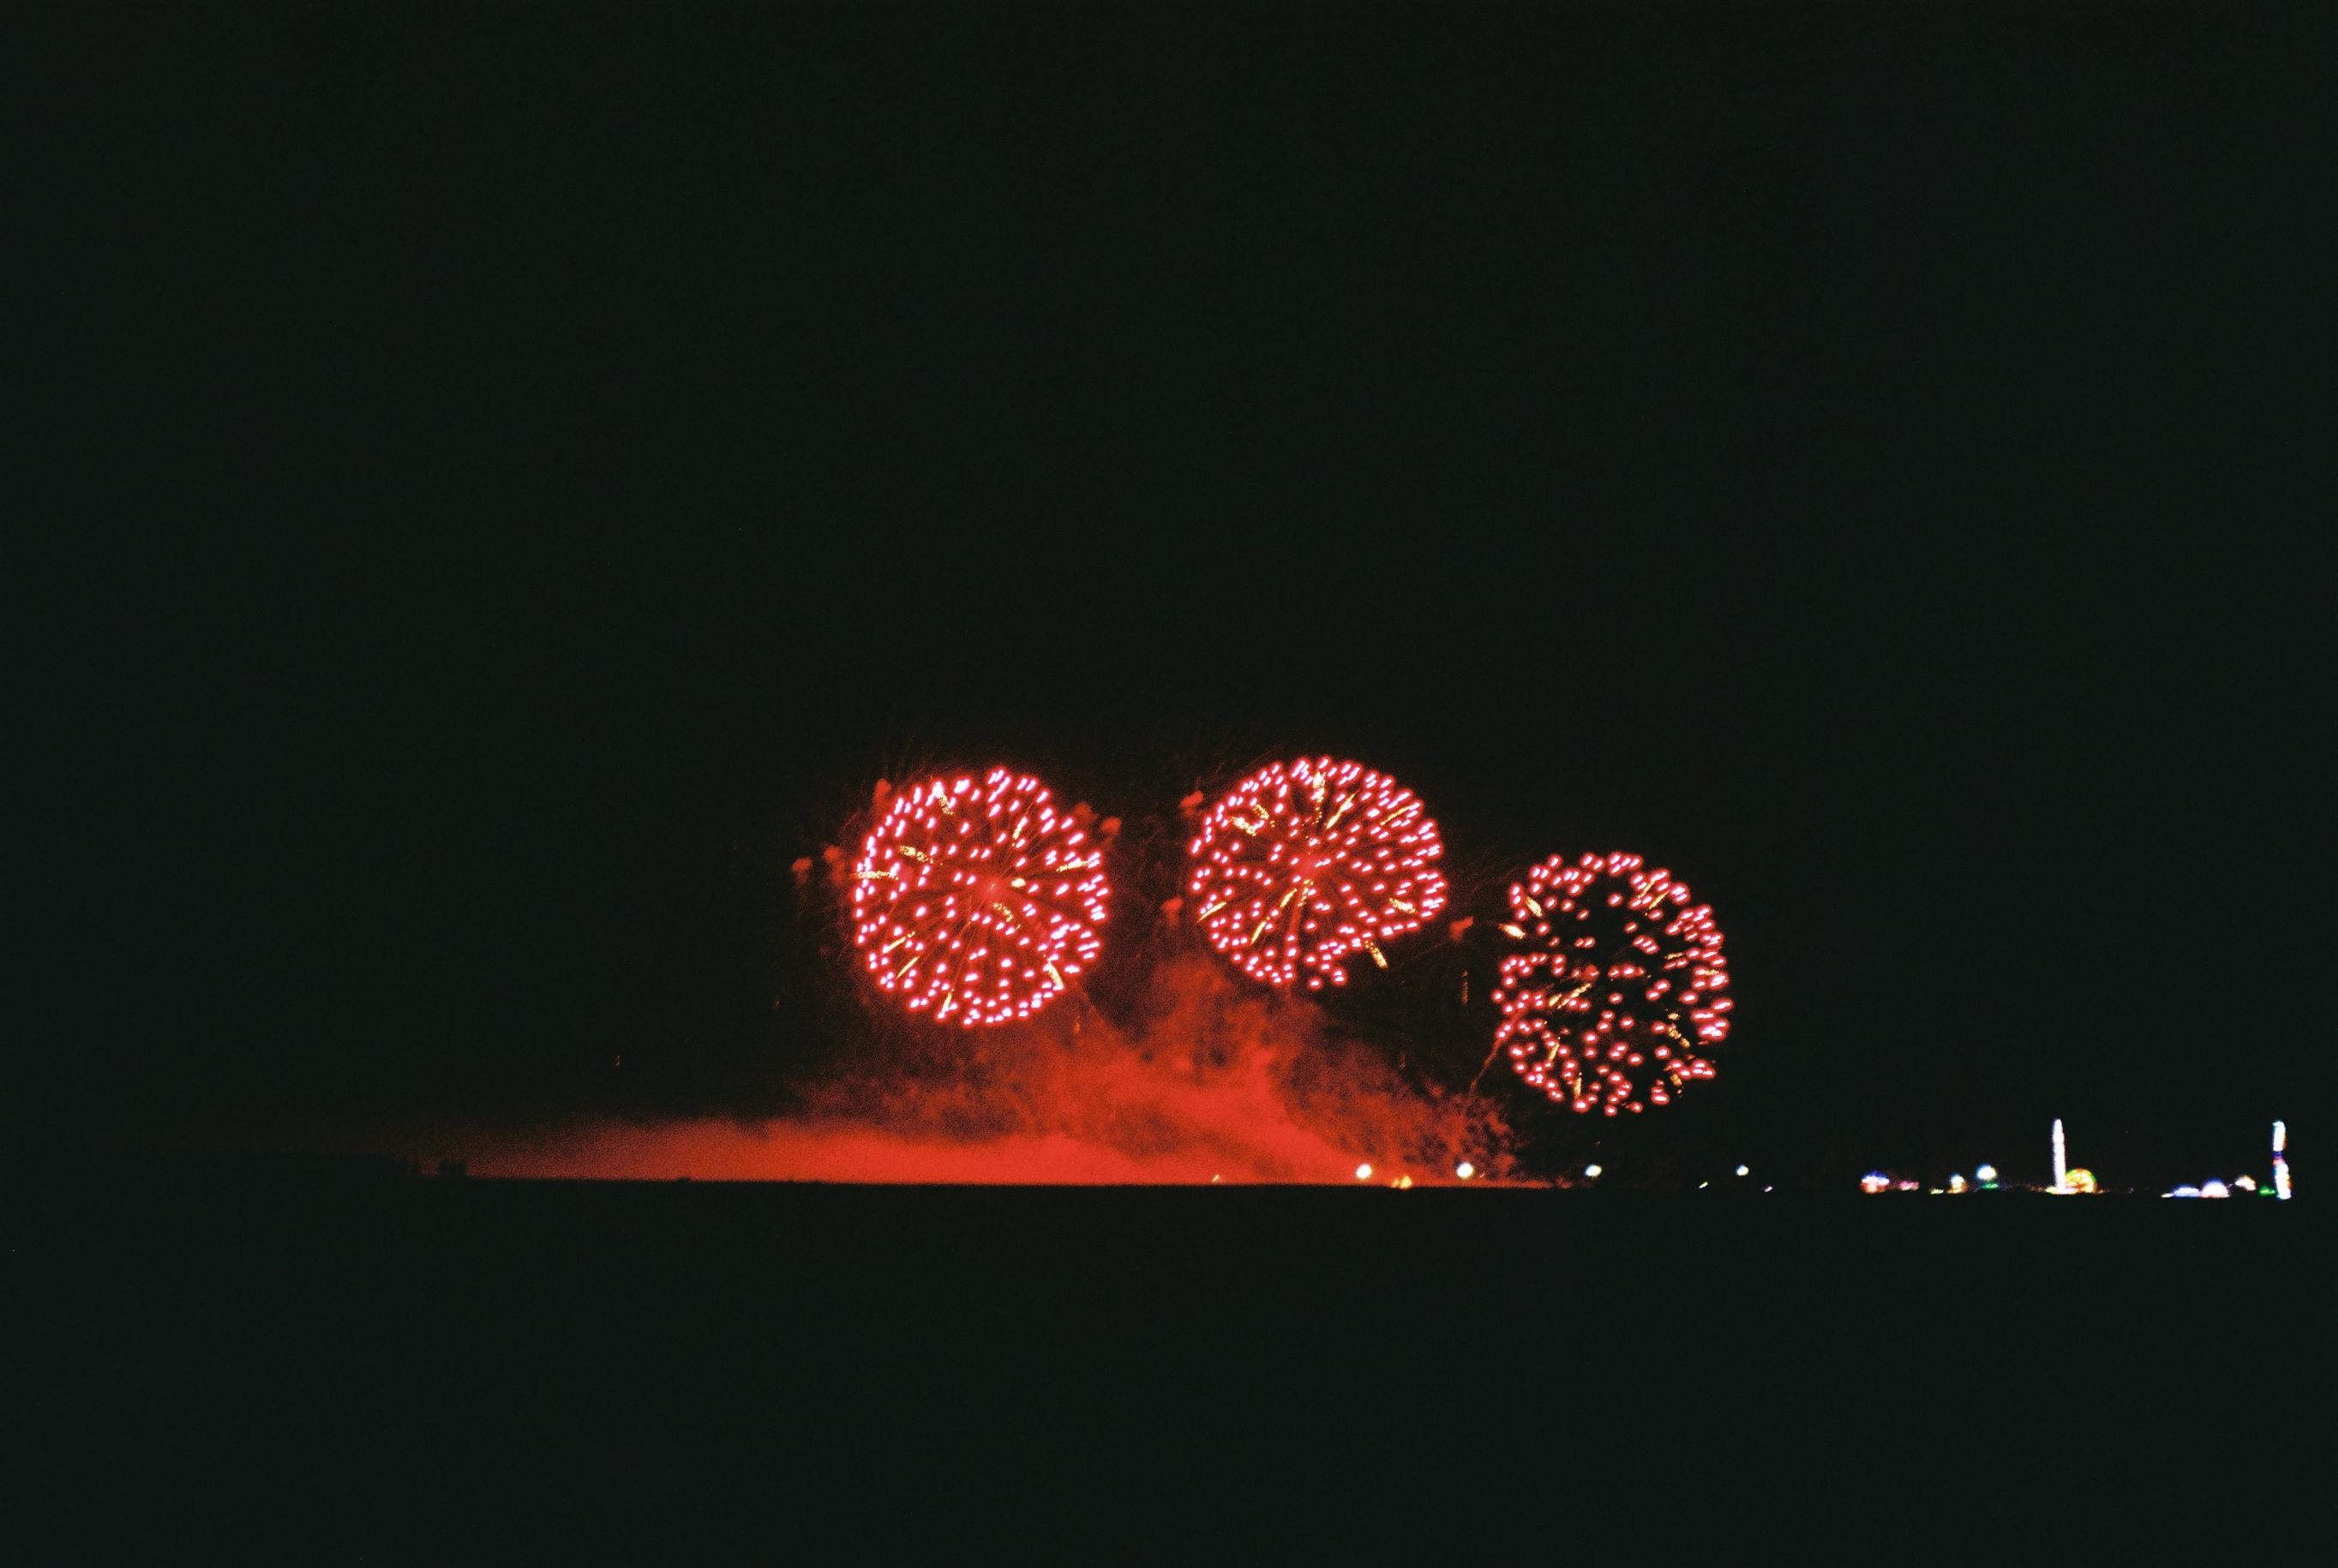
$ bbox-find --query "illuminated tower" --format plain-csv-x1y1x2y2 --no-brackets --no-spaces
2051,1118,2068,1194
2274,1120,2291,1201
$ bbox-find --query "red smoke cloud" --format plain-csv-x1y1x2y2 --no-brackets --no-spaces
465,956,1510,1184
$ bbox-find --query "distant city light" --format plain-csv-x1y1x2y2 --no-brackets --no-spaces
2168,1186,2202,1198
1735,1164,1750,1176
2064,1169,2098,1194
1454,1161,1475,1181
1392,1175,1414,1190
2272,1120,2286,1154
1975,1164,1999,1184
1861,1171,1891,1194
2200,1180,2229,1199
1948,1174,1968,1193
1354,1164,1373,1181
2233,1175,2257,1193
1584,1164,1603,1179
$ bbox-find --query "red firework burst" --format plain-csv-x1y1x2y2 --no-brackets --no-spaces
1489,852,1731,1115
850,769,1108,1026
1185,757,1447,991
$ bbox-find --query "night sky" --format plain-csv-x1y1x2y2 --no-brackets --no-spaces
15,3,2329,1188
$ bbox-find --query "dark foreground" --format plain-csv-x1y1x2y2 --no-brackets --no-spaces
9,1170,2329,1558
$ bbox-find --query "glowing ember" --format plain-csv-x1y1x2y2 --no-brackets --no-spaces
849,768,1108,1026
1489,851,1731,1116
1185,757,1447,991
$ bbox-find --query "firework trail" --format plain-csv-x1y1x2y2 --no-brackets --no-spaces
1484,851,1731,1115
1184,757,1447,992
850,769,1108,1026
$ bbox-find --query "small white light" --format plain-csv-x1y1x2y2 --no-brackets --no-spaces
1455,1161,1475,1180
1355,1164,1373,1181
1735,1164,1749,1177
2201,1180,2229,1199
1975,1164,1999,1184
1584,1164,1603,1179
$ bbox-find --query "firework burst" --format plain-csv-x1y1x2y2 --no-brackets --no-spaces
1488,851,1731,1114
1185,757,1447,991
850,769,1108,1026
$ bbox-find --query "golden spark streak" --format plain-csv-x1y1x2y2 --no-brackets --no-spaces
1196,898,1228,920
883,933,911,955
1248,918,1271,947
1365,938,1387,968
1278,885,1302,911
1324,794,1354,829
854,868,897,880
1521,895,1544,919
897,845,932,865
1499,924,1526,939
1045,959,1064,986
1389,897,1414,914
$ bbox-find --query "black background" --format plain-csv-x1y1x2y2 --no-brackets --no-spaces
13,3,2330,1183
9,6,2333,1553
9,1172,2331,1557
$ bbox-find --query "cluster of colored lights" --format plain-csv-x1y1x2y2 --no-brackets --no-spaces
1184,757,1448,991
1489,851,1730,1115
849,769,1107,1026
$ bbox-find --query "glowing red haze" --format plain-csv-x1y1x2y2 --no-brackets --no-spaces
458,956,1509,1185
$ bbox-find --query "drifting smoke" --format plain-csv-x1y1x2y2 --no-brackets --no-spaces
446,774,1517,1185
467,955,1511,1184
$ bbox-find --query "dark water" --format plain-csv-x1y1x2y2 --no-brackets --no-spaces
10,1168,2326,1557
